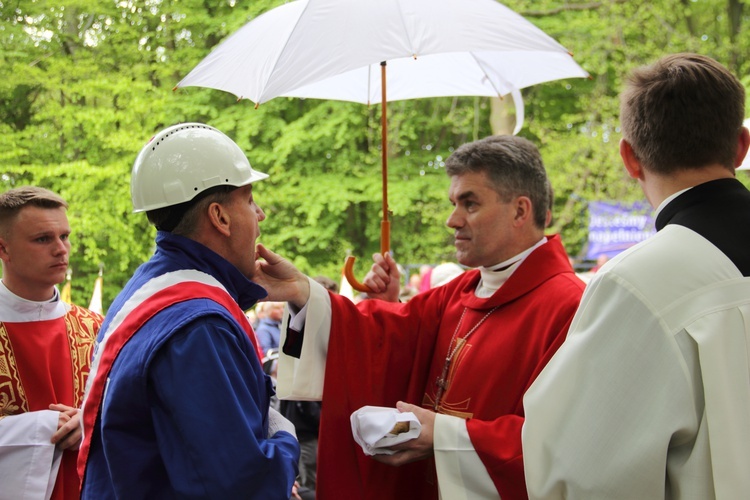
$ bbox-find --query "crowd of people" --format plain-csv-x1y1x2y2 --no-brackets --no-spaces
1,52,749,500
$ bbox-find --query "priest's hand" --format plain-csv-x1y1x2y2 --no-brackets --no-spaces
49,403,82,450
372,401,435,466
363,252,401,303
254,244,311,309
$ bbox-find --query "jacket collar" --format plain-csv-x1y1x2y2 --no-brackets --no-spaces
153,231,268,310
655,178,744,231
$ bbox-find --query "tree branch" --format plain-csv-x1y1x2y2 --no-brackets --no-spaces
522,0,628,17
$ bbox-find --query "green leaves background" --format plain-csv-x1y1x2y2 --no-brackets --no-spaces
3,0,749,309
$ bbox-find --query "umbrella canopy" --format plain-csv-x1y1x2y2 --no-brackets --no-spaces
176,0,589,291
280,52,583,107
177,0,588,105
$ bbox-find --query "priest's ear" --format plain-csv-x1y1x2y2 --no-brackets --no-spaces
512,196,533,227
734,126,750,170
0,238,8,262
620,139,644,180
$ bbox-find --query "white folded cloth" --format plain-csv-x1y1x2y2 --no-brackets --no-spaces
0,410,62,500
350,405,421,456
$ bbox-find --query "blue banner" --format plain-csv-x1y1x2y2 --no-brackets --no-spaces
586,200,656,260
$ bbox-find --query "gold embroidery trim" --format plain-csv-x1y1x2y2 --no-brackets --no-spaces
0,322,28,415
64,305,102,407
423,339,475,419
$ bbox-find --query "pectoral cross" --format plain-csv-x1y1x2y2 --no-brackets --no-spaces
432,309,496,412
433,357,451,411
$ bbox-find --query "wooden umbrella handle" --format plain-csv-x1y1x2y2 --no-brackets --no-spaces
343,255,372,293
344,62,391,294
343,220,390,293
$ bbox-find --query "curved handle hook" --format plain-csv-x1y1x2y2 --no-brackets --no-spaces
344,220,390,294
343,255,374,293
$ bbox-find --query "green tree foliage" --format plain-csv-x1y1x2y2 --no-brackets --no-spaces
1,0,749,310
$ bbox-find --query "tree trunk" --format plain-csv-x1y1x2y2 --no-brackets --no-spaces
489,96,516,136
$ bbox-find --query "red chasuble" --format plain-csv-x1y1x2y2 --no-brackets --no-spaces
0,305,102,500
316,235,584,500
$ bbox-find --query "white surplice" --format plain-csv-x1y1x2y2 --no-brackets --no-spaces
0,411,63,500
523,225,750,499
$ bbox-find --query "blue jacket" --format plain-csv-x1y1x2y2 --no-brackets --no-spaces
255,317,282,354
82,232,299,499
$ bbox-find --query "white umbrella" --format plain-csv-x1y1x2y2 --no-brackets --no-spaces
176,0,588,290
177,0,587,105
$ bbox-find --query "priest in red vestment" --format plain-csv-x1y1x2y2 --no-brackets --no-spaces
256,136,586,499
0,187,103,500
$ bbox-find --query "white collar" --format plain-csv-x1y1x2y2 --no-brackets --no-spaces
475,237,547,298
0,281,67,322
654,186,692,219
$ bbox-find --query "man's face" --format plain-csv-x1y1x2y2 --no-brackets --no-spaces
226,184,266,279
446,171,519,268
268,302,284,321
0,206,71,301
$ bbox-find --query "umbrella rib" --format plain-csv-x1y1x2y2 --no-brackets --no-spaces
468,52,509,99
366,64,372,106
394,0,417,57
468,52,525,133
257,0,315,104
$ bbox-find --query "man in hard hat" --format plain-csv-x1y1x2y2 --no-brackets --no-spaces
78,123,300,499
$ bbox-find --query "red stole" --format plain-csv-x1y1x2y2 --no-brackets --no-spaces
0,305,102,500
78,280,261,483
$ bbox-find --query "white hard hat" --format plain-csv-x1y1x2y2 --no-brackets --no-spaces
430,262,465,288
131,123,268,212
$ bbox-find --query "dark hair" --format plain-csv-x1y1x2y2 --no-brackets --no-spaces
620,53,745,174
313,275,339,293
0,186,68,235
146,185,236,235
444,135,550,228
